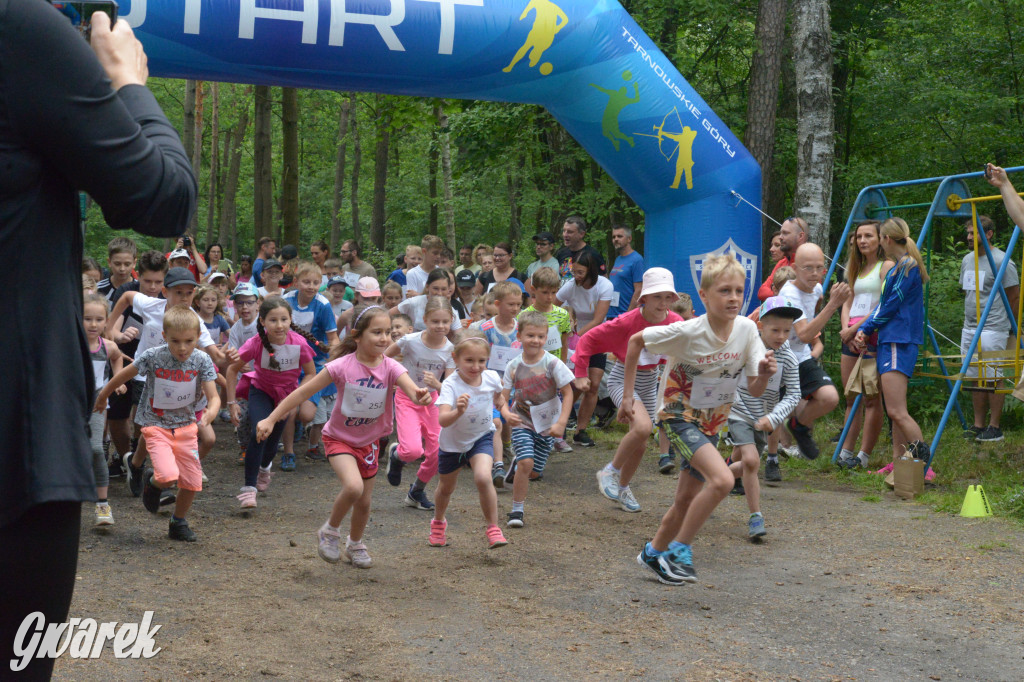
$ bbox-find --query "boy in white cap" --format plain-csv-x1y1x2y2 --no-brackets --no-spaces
573,267,684,513
726,296,802,539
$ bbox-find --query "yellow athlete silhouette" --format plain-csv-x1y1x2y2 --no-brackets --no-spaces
590,71,640,151
635,110,698,190
503,0,569,76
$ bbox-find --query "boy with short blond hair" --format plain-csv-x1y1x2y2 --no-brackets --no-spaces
94,305,220,542
406,235,444,295
671,292,694,320
623,255,776,584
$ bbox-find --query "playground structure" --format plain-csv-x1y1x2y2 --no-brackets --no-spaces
125,0,763,314
826,167,1024,469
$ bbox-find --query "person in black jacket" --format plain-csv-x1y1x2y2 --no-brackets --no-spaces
0,5,196,679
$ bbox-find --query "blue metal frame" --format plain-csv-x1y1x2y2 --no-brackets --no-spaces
828,167,1024,467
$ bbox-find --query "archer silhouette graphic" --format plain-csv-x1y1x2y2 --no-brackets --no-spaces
503,0,569,76
589,71,640,151
635,109,697,189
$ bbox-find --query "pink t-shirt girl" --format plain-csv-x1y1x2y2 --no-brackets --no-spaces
322,353,407,447
237,330,316,404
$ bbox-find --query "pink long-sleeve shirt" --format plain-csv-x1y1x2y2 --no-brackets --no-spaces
571,307,683,378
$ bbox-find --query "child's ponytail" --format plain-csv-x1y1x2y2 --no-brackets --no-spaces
256,319,280,370
291,323,329,354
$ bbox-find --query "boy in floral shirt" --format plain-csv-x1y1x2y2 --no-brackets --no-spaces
619,255,776,584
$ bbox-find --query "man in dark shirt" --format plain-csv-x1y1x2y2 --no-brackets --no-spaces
555,215,606,281
0,7,196,678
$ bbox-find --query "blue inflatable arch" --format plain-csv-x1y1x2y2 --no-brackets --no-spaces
127,0,762,312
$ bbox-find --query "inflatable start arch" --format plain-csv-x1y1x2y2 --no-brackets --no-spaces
127,0,762,312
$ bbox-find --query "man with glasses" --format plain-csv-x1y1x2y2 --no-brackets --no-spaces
777,243,851,459
758,216,808,302
340,238,377,280
526,230,560,284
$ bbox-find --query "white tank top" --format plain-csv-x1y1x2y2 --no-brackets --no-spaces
849,261,884,319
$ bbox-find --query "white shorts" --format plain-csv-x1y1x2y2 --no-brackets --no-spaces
606,362,659,422
313,393,336,425
960,328,1009,380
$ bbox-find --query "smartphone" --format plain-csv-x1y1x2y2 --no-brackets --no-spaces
50,1,119,41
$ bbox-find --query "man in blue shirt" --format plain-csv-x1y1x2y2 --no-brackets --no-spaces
251,236,277,288
607,225,645,319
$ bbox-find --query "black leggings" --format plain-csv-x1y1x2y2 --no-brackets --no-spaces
0,501,81,681
245,387,287,487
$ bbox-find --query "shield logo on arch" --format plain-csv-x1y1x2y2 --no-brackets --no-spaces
689,238,759,314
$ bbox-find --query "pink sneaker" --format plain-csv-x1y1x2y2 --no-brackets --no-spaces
874,462,894,475
344,538,373,568
486,524,508,549
428,518,448,547
925,466,936,482
256,469,273,492
237,486,257,509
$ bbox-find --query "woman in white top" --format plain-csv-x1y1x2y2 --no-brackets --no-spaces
555,251,614,447
837,220,894,469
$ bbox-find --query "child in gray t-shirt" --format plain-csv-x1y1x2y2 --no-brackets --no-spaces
95,306,219,542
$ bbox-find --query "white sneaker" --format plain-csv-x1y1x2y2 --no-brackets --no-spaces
344,537,373,568
237,486,257,509
618,487,641,513
553,438,573,453
317,522,341,562
95,502,114,526
596,468,620,501
779,444,801,459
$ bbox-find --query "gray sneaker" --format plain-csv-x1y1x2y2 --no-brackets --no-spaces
748,514,766,540
764,459,782,482
618,487,641,513
976,426,1004,442
317,523,341,563
344,539,373,568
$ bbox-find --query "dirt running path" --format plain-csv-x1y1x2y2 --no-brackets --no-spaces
56,424,1024,681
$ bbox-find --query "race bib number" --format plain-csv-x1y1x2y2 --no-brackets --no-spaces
340,383,387,419
143,323,162,348
529,396,562,434
344,271,361,287
849,293,875,318
92,360,107,391
609,291,621,308
291,309,314,332
689,373,740,409
962,270,987,291
487,346,522,372
152,377,196,410
413,360,446,387
262,343,301,372
638,348,663,366
465,395,493,427
739,366,782,393
544,324,562,352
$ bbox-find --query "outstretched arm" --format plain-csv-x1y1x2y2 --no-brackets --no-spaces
987,164,1024,229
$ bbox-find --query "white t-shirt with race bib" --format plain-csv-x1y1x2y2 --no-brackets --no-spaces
131,293,216,381
395,331,455,390
436,370,503,452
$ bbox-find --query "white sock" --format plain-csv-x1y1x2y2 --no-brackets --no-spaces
260,463,272,473
750,511,762,518
841,448,855,460
604,462,620,474
619,485,631,496
512,501,524,513
857,451,870,465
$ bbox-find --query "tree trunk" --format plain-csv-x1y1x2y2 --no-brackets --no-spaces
435,103,456,252
370,95,391,251
222,86,251,261
330,94,352,254
428,125,439,235
190,82,205,234
351,105,362,243
206,83,220,245
744,0,787,235
182,80,197,240
792,0,835,246
280,87,300,248
253,85,274,246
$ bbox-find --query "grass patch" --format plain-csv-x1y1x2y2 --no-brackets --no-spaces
860,494,881,502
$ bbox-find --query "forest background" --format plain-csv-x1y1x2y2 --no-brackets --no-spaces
83,0,1024,355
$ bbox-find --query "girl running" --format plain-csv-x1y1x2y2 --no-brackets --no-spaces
227,297,318,509
384,296,456,510
84,294,126,527
431,334,508,549
853,217,931,465
193,283,230,345
257,305,431,568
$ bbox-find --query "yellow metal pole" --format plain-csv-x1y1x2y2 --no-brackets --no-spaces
972,203,981,324
952,190,1024,206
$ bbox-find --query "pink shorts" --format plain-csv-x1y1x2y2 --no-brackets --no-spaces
141,423,203,492
323,433,379,480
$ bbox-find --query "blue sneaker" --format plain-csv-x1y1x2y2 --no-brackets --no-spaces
664,545,697,583
386,443,403,487
280,453,296,472
748,514,766,540
405,485,434,510
636,545,685,585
